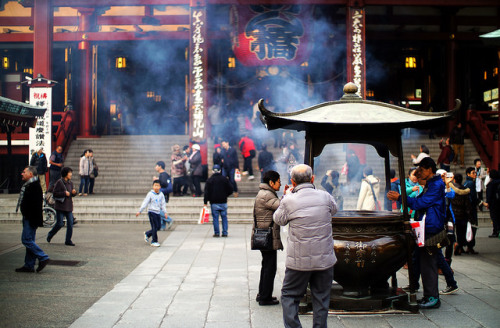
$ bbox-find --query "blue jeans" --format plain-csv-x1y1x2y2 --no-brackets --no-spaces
146,212,161,243
79,176,90,194
211,203,228,236
160,209,173,230
437,250,457,288
48,210,74,243
222,168,238,192
22,219,49,269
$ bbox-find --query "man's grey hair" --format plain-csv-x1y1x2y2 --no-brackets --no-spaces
291,164,313,184
27,166,37,176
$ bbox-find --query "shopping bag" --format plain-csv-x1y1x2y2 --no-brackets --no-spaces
466,221,473,242
410,215,425,247
234,169,241,182
198,207,210,224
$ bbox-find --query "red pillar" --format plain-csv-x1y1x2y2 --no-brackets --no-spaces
33,0,53,79
77,9,95,138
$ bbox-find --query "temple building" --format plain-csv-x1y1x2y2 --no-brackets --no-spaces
0,0,499,188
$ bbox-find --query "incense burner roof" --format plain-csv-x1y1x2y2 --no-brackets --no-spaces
258,83,459,131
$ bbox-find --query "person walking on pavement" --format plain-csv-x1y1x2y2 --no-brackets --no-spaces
15,166,50,273
204,164,233,237
387,157,447,309
47,167,77,246
274,164,337,327
48,145,64,188
136,180,168,247
253,170,283,306
221,139,239,197
30,147,48,193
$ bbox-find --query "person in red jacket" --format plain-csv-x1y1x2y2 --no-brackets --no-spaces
239,134,257,180
437,138,452,172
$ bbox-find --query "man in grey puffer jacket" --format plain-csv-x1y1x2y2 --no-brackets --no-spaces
274,164,337,328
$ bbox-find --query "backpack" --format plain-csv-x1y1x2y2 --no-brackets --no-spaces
447,147,455,163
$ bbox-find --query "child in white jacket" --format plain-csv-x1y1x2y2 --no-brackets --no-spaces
136,180,168,247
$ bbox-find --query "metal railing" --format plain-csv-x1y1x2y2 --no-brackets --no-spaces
466,109,500,170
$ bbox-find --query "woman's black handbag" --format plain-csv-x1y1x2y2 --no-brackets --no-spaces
251,209,274,251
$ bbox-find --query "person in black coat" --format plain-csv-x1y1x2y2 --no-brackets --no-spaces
47,167,77,246
15,166,50,273
204,165,233,237
221,139,239,196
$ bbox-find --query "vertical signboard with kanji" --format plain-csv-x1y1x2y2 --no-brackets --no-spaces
29,87,52,160
189,5,207,141
347,7,366,99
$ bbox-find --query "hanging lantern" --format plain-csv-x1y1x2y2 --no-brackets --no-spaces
2,57,9,69
115,57,126,69
405,57,416,69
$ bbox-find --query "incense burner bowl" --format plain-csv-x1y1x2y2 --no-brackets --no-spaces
332,210,408,298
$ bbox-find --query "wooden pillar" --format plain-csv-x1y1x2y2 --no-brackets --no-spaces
77,8,95,138
33,0,53,79
346,0,366,99
189,0,208,163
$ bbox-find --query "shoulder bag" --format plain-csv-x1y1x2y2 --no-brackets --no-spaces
53,179,67,203
251,208,274,251
367,180,382,211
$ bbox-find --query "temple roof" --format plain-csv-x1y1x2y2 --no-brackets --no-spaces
0,96,46,128
258,83,459,131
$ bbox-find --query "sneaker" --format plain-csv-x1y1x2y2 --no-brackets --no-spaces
37,259,50,273
144,232,150,243
241,171,249,176
488,233,499,238
167,220,174,230
439,285,459,295
78,193,82,196
419,296,441,309
151,242,161,247
15,266,35,273
248,175,255,180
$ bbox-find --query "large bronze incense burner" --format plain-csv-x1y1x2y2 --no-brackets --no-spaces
332,211,406,298
258,83,459,313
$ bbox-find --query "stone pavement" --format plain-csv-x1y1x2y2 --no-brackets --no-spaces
70,223,500,328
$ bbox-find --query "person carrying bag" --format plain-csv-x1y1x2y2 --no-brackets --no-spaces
251,170,283,306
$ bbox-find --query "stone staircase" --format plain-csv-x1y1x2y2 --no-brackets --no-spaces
0,130,491,224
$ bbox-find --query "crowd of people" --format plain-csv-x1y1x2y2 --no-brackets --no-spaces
15,123,500,327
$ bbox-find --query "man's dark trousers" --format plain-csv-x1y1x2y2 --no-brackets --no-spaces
259,250,277,301
281,266,334,328
420,246,439,299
